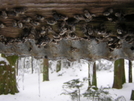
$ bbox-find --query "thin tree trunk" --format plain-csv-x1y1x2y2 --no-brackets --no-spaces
92,62,97,89
122,59,126,84
15,59,19,76
112,59,125,89
87,61,91,90
56,60,61,72
31,57,34,74
43,58,49,81
129,60,132,83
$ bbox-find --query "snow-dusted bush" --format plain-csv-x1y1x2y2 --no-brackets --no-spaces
83,86,114,101
62,79,85,101
115,96,126,101
96,59,113,71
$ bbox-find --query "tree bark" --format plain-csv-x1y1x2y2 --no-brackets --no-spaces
112,59,125,89
92,62,97,88
87,61,92,90
122,59,126,84
0,61,19,95
56,60,61,72
128,60,132,83
31,57,34,74
130,90,134,100
43,58,49,81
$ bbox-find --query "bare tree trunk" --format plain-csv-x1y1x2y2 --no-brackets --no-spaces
130,90,134,100
122,59,126,84
56,60,61,72
43,58,49,81
87,61,91,90
112,59,125,89
129,60,132,83
0,61,19,95
31,57,34,74
92,62,97,89
15,59,19,76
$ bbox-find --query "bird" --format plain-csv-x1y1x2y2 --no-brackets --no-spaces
41,36,50,46
82,24,87,34
52,11,67,21
36,14,45,21
53,37,62,42
52,11,61,21
124,35,134,44
40,27,46,37
12,20,18,27
108,44,116,52
115,12,121,18
103,11,110,16
68,33,77,39
46,18,57,25
51,39,59,44
13,7,26,15
68,26,76,34
87,27,94,36
12,20,23,28
107,37,114,41
70,46,78,52
53,33,60,38
23,16,32,23
31,20,40,26
117,29,123,34
103,8,113,16
59,27,68,36
18,21,23,28
95,36,105,44
61,33,68,39
83,10,92,18
73,14,86,22
27,33,35,40
107,16,113,21
83,9,95,21
61,16,68,21
0,22,5,28
1,10,8,19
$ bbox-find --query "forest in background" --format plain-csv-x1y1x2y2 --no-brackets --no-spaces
0,54,134,100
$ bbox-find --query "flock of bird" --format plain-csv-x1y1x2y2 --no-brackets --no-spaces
0,7,133,52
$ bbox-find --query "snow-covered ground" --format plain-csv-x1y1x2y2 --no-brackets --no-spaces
0,59,134,101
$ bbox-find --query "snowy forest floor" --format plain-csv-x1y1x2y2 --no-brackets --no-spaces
0,59,134,101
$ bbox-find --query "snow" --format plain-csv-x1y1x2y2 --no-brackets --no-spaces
0,57,9,65
0,58,134,101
